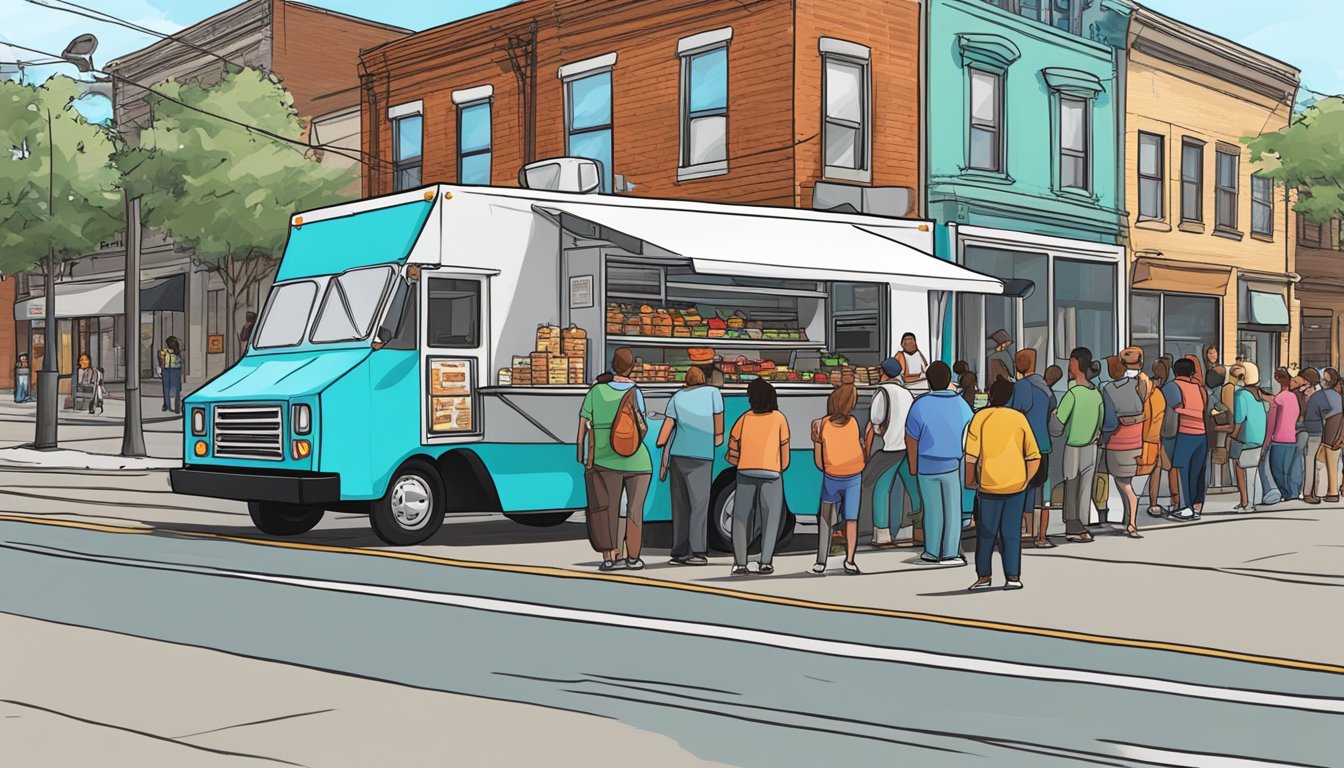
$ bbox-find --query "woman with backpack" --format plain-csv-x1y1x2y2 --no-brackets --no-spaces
577,347,651,572
1100,354,1147,538
812,383,865,575
726,378,790,576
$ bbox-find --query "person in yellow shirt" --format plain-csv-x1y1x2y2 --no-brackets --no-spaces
964,377,1041,591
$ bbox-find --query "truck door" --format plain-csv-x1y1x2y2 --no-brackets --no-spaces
420,273,490,442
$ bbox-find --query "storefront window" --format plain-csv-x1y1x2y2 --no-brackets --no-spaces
1054,259,1115,365
1130,293,1161,370
963,246,1048,375
1238,330,1278,380
1129,292,1219,368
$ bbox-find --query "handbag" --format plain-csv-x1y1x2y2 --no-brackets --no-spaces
1209,401,1232,428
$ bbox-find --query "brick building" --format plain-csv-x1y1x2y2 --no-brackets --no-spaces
1296,215,1344,369
359,0,921,214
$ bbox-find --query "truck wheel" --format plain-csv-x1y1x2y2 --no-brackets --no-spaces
504,511,574,527
707,472,794,554
248,502,324,536
370,462,445,546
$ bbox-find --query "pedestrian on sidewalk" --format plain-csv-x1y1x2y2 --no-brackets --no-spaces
812,384,865,574
1100,352,1147,538
1229,362,1267,513
1206,365,1235,491
1010,349,1054,548
1137,352,1168,518
1163,357,1210,521
14,353,31,404
577,347,652,572
88,366,105,415
1050,347,1103,543
862,357,920,550
726,378,790,576
1267,368,1302,503
657,366,723,566
159,337,183,414
967,377,1040,591
906,361,973,565
1302,367,1342,504
1292,370,1318,502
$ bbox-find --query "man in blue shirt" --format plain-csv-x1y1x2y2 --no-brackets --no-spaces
905,361,974,564
657,366,724,565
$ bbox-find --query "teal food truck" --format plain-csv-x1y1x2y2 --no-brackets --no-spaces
170,181,1002,546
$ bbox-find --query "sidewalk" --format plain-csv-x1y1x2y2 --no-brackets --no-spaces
0,393,182,427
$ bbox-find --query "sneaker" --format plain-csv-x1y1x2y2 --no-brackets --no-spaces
968,580,994,591
1167,508,1196,521
1004,579,1024,591
941,555,968,566
598,560,621,571
685,555,709,566
1235,505,1258,514
730,565,749,576
625,557,645,571
1232,504,1247,514
843,560,861,575
810,562,827,575
918,553,942,564
1191,510,1202,520
668,556,689,566
871,529,893,548
757,563,774,575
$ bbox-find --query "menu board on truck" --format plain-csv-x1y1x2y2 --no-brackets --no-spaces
427,358,475,433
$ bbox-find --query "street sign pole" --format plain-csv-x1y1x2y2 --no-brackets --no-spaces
121,193,145,457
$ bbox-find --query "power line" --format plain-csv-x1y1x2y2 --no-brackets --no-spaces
25,0,246,70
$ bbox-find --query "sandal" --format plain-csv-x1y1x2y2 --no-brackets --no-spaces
1125,526,1143,539
1034,538,1056,549
1146,505,1165,518
1066,533,1095,543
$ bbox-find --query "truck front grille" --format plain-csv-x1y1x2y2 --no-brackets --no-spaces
213,405,284,460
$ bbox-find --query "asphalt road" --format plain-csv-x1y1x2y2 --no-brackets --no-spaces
1,518,1339,768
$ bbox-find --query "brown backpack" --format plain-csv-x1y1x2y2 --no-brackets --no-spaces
610,387,647,457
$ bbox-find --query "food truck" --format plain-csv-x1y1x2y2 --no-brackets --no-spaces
169,182,1003,547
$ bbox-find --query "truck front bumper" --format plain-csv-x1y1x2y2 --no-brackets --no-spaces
170,467,341,506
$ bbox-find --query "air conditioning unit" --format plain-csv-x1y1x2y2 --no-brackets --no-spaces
519,157,601,194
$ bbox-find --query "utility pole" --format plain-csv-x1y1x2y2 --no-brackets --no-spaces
34,108,59,450
121,192,145,457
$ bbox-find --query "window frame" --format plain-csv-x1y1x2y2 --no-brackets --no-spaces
966,66,1004,174
820,38,872,184
253,280,320,350
1250,173,1274,238
1215,148,1240,233
456,98,493,186
309,265,396,345
1057,94,1091,193
1180,138,1204,225
678,39,730,180
391,113,423,192
563,68,615,193
424,276,484,350
1301,216,1323,246
1137,131,1165,221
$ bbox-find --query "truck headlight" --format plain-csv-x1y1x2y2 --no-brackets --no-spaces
191,408,206,436
292,403,311,435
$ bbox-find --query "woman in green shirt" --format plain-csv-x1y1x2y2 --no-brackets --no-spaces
578,348,652,572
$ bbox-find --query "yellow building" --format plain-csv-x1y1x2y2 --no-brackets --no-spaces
1125,7,1300,375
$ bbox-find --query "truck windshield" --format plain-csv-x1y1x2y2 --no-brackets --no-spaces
311,266,395,343
254,281,319,349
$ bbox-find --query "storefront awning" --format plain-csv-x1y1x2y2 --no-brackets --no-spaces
14,274,186,320
533,202,1004,295
140,274,185,312
1132,257,1231,295
1247,289,1290,327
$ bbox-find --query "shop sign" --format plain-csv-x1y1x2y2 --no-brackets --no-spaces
207,334,225,353
569,274,594,309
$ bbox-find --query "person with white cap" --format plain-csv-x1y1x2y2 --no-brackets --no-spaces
1229,361,1267,513
862,356,920,549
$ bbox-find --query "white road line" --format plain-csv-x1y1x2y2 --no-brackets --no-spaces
6,540,1344,723
1111,743,1314,767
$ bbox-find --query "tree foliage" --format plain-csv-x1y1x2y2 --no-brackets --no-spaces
0,76,121,276
1245,96,1344,224
122,66,356,361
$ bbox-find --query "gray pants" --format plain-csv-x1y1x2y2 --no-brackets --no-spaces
1303,435,1323,499
669,456,712,558
732,473,784,567
1062,443,1098,535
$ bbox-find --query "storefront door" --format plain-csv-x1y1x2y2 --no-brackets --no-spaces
1237,330,1279,381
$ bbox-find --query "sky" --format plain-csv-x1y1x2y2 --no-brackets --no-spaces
1,0,1339,123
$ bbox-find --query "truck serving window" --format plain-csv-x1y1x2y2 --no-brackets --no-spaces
427,277,480,348
254,281,319,349
311,266,395,344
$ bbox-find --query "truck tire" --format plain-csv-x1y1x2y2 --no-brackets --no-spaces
706,472,795,554
370,461,446,546
504,511,574,527
248,502,324,537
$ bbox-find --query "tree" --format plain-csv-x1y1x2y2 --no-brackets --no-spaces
0,75,121,323
121,66,356,364
1244,96,1344,223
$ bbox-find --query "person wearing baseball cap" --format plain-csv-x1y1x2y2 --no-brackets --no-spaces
862,357,921,549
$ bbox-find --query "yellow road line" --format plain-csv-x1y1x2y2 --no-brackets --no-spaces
3,511,1342,675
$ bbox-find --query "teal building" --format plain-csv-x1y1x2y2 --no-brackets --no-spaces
924,0,1132,373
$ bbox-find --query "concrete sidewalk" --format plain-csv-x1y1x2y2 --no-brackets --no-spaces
0,393,182,427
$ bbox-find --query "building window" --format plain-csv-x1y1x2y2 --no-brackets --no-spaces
1251,173,1273,237
457,100,492,186
391,113,423,192
1137,132,1164,220
1301,216,1323,245
987,0,1080,32
565,70,614,193
1180,139,1203,223
1215,149,1239,231
1059,95,1089,191
679,43,728,176
821,38,871,182
968,68,1002,172
1131,292,1220,366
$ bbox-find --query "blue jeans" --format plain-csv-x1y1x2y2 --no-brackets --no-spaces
863,451,922,532
918,469,962,560
975,490,1027,579
1171,433,1208,509
1269,442,1300,500
162,367,182,412
14,374,30,403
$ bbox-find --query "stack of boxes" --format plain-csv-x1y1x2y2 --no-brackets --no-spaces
501,324,589,386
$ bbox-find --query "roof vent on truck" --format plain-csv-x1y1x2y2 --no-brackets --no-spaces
519,157,601,194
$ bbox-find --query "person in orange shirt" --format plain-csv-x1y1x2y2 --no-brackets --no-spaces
811,384,865,575
965,377,1041,591
726,379,790,576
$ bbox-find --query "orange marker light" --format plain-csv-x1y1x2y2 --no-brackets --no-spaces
292,440,311,460
918,224,930,232
443,191,453,200
292,216,303,227
424,190,435,201
194,441,208,457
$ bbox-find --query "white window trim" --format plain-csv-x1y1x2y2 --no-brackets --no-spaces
678,160,729,182
451,84,494,105
558,52,617,81
678,26,733,55
821,41,873,184
819,37,871,61
387,100,422,120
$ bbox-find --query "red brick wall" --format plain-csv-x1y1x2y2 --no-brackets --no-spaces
360,0,920,208
270,0,408,119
